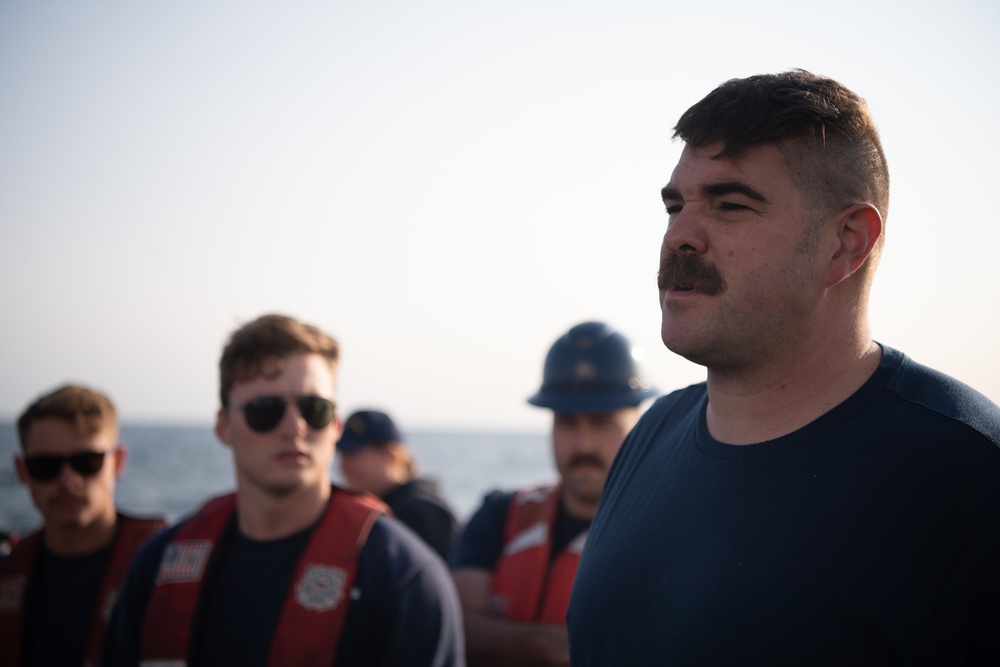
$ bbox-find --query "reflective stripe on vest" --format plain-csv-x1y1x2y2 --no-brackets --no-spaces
139,488,385,666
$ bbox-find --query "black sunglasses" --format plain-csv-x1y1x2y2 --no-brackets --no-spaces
235,395,335,433
23,450,112,482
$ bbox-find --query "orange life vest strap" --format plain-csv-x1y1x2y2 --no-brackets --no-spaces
490,486,560,621
0,514,164,667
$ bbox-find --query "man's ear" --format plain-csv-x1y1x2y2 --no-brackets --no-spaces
113,443,128,478
14,455,27,485
331,415,343,443
215,408,233,448
823,203,883,288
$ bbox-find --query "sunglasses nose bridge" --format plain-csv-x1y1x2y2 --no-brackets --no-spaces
275,399,309,434
54,458,85,485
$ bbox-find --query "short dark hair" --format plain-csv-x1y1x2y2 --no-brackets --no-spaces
218,314,340,406
674,69,890,225
17,384,118,450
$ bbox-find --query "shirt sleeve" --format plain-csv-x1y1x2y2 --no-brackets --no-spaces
448,489,513,570
337,515,464,667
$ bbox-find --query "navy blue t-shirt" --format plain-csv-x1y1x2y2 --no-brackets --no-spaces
23,544,109,666
568,346,1000,665
103,507,464,666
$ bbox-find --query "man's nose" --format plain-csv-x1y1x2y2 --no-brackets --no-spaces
662,206,707,258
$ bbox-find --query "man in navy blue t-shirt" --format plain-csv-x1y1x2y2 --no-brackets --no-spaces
103,314,463,666
1,385,164,667
451,321,658,666
568,70,1000,665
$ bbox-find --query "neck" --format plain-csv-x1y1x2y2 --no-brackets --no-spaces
561,491,599,520
705,335,881,445
235,482,331,541
45,510,118,556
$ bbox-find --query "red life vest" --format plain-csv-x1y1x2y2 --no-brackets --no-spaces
139,488,385,666
0,513,166,667
488,485,587,625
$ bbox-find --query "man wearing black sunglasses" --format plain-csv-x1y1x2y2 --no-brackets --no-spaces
104,313,463,666
1,384,165,667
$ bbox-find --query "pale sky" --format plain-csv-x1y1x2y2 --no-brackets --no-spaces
1,1,998,432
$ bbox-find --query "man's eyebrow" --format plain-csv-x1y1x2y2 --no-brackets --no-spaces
660,181,768,204
703,180,768,203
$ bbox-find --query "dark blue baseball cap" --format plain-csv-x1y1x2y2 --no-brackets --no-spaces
337,410,403,453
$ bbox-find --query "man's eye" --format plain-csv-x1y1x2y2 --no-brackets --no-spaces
719,202,749,211
665,204,683,215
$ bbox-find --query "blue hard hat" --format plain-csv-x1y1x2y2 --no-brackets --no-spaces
527,321,658,413
337,410,402,453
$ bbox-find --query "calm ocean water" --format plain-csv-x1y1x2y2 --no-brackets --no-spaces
0,422,553,536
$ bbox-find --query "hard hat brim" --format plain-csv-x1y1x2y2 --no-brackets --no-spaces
526,387,659,414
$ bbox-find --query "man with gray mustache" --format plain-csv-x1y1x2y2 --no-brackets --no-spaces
450,321,657,666
567,70,1000,665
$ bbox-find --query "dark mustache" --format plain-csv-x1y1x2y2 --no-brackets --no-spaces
657,253,726,295
570,454,605,469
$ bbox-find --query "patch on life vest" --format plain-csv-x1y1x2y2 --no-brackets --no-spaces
487,593,511,617
156,540,212,583
0,574,27,612
295,564,346,612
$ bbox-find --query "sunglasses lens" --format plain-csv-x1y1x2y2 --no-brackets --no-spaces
24,456,62,481
297,396,334,430
24,451,108,481
242,396,287,433
69,452,107,476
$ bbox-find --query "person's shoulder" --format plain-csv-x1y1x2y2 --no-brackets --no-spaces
403,477,449,501
881,345,1000,445
117,511,168,527
132,520,183,559
335,486,390,513
389,478,455,513
346,519,463,664
471,487,518,513
624,381,707,444
0,528,42,572
646,381,708,417
3,527,40,553
368,513,420,541
359,514,449,576
451,487,529,570
116,512,168,541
